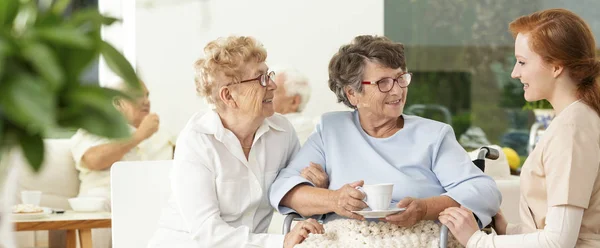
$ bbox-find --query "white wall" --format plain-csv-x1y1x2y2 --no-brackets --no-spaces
134,0,384,136
98,0,136,87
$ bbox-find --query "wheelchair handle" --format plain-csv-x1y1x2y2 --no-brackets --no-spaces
282,212,304,234
478,147,500,160
440,146,500,248
440,225,449,248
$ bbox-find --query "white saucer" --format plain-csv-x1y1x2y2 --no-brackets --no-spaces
352,207,406,218
12,207,51,220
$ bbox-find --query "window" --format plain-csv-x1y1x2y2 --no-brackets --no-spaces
385,0,600,173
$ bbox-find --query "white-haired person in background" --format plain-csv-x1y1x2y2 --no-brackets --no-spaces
71,80,175,201
272,68,314,145
70,80,175,248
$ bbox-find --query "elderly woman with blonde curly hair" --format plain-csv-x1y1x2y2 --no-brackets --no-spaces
148,36,324,248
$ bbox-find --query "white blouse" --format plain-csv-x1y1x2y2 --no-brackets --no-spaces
148,111,300,248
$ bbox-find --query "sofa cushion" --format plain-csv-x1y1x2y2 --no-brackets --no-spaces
16,139,80,209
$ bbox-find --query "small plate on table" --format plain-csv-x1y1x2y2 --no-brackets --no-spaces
12,207,52,220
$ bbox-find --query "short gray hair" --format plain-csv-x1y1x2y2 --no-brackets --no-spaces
274,68,311,112
328,35,406,109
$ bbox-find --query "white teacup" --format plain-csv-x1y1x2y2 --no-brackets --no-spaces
21,191,42,206
357,183,393,211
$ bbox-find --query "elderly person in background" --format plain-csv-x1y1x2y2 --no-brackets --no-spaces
272,68,314,144
148,36,323,248
71,80,174,199
70,80,174,248
269,35,501,228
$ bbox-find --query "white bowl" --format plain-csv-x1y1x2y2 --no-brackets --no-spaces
68,197,106,212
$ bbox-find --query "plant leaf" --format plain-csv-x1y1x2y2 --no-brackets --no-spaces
0,74,55,133
18,129,44,172
101,16,119,26
35,10,62,27
67,86,129,116
51,0,72,15
0,37,8,81
0,0,19,27
13,1,38,32
36,26,93,48
21,42,64,90
100,40,139,89
68,9,119,27
0,116,4,149
61,106,130,139
59,48,98,83
58,86,131,139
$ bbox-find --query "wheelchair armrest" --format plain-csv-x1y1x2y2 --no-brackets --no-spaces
282,212,305,234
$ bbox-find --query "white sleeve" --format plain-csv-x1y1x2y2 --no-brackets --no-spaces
70,129,110,172
505,222,525,235
172,133,284,248
466,205,583,248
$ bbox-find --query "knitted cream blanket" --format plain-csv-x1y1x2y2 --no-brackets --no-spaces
295,219,463,248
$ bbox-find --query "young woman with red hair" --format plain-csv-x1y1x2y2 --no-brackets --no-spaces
439,8,600,248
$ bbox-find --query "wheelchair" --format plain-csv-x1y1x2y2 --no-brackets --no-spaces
282,146,500,248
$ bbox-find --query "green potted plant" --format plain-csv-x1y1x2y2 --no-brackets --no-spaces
0,0,140,245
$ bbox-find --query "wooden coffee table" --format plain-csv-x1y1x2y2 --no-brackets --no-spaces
14,211,111,248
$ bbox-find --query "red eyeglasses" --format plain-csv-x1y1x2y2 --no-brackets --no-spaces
361,72,412,93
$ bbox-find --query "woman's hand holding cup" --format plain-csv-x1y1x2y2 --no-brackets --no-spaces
331,180,367,220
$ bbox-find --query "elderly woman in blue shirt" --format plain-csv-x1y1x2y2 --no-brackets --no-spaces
269,35,501,227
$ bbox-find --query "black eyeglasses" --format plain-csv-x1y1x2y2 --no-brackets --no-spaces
361,72,412,93
228,71,275,87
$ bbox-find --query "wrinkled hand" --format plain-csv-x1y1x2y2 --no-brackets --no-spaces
301,162,329,188
134,113,159,141
438,206,479,246
493,209,508,235
331,180,367,220
283,218,324,248
381,197,426,227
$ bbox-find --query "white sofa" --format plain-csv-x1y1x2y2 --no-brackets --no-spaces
14,138,120,248
12,139,81,248
16,139,80,210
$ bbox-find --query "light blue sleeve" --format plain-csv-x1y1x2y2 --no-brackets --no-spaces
432,125,502,227
269,121,327,214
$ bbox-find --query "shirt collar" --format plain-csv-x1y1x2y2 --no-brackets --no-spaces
195,110,286,139
283,112,302,118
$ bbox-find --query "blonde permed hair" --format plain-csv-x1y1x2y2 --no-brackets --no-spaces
194,36,267,104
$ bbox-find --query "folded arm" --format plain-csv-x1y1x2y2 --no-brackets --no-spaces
80,137,143,171
71,129,144,171
280,184,336,217
421,195,459,220
270,124,329,215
